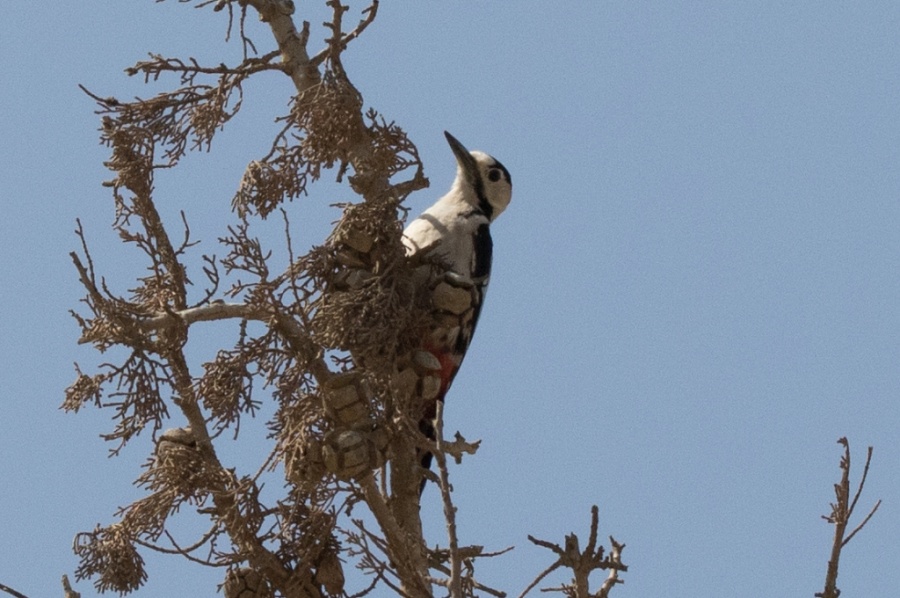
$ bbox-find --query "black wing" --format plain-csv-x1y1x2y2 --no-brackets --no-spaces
454,222,493,354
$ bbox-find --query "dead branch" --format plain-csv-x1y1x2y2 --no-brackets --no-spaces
312,0,380,70
61,575,80,598
0,582,29,598
521,506,626,598
126,50,284,82
816,438,881,598
428,544,513,598
433,400,462,595
359,475,431,597
244,0,320,92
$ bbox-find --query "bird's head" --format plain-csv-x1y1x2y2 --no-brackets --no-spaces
445,131,512,222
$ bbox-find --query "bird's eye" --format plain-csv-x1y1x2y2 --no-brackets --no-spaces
487,168,502,182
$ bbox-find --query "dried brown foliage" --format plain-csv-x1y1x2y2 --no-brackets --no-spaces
63,2,625,597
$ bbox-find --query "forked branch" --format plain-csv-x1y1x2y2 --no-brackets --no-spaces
521,506,626,598
816,438,881,598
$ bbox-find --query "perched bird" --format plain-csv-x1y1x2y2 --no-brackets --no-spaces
402,131,512,478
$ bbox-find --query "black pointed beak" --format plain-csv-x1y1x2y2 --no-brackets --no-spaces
444,131,478,183
444,131,469,161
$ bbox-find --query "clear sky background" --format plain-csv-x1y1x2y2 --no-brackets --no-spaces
2,2,899,597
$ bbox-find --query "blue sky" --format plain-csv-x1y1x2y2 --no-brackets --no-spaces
2,2,899,596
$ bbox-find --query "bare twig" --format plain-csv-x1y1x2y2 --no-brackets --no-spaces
816,438,881,598
432,400,462,596
132,526,224,567
522,506,626,598
126,50,284,81
517,560,559,598
0,582,29,598
61,575,81,598
597,537,626,598
311,1,380,67
843,497,881,548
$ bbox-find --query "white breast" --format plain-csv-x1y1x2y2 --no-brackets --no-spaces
402,195,488,275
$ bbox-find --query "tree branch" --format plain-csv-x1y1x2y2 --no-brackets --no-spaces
311,0,379,68
359,475,431,597
433,400,462,596
523,506,626,598
0,582,29,598
164,349,315,595
243,0,320,93
816,438,880,598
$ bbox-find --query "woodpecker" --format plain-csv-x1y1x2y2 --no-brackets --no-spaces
402,131,512,476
